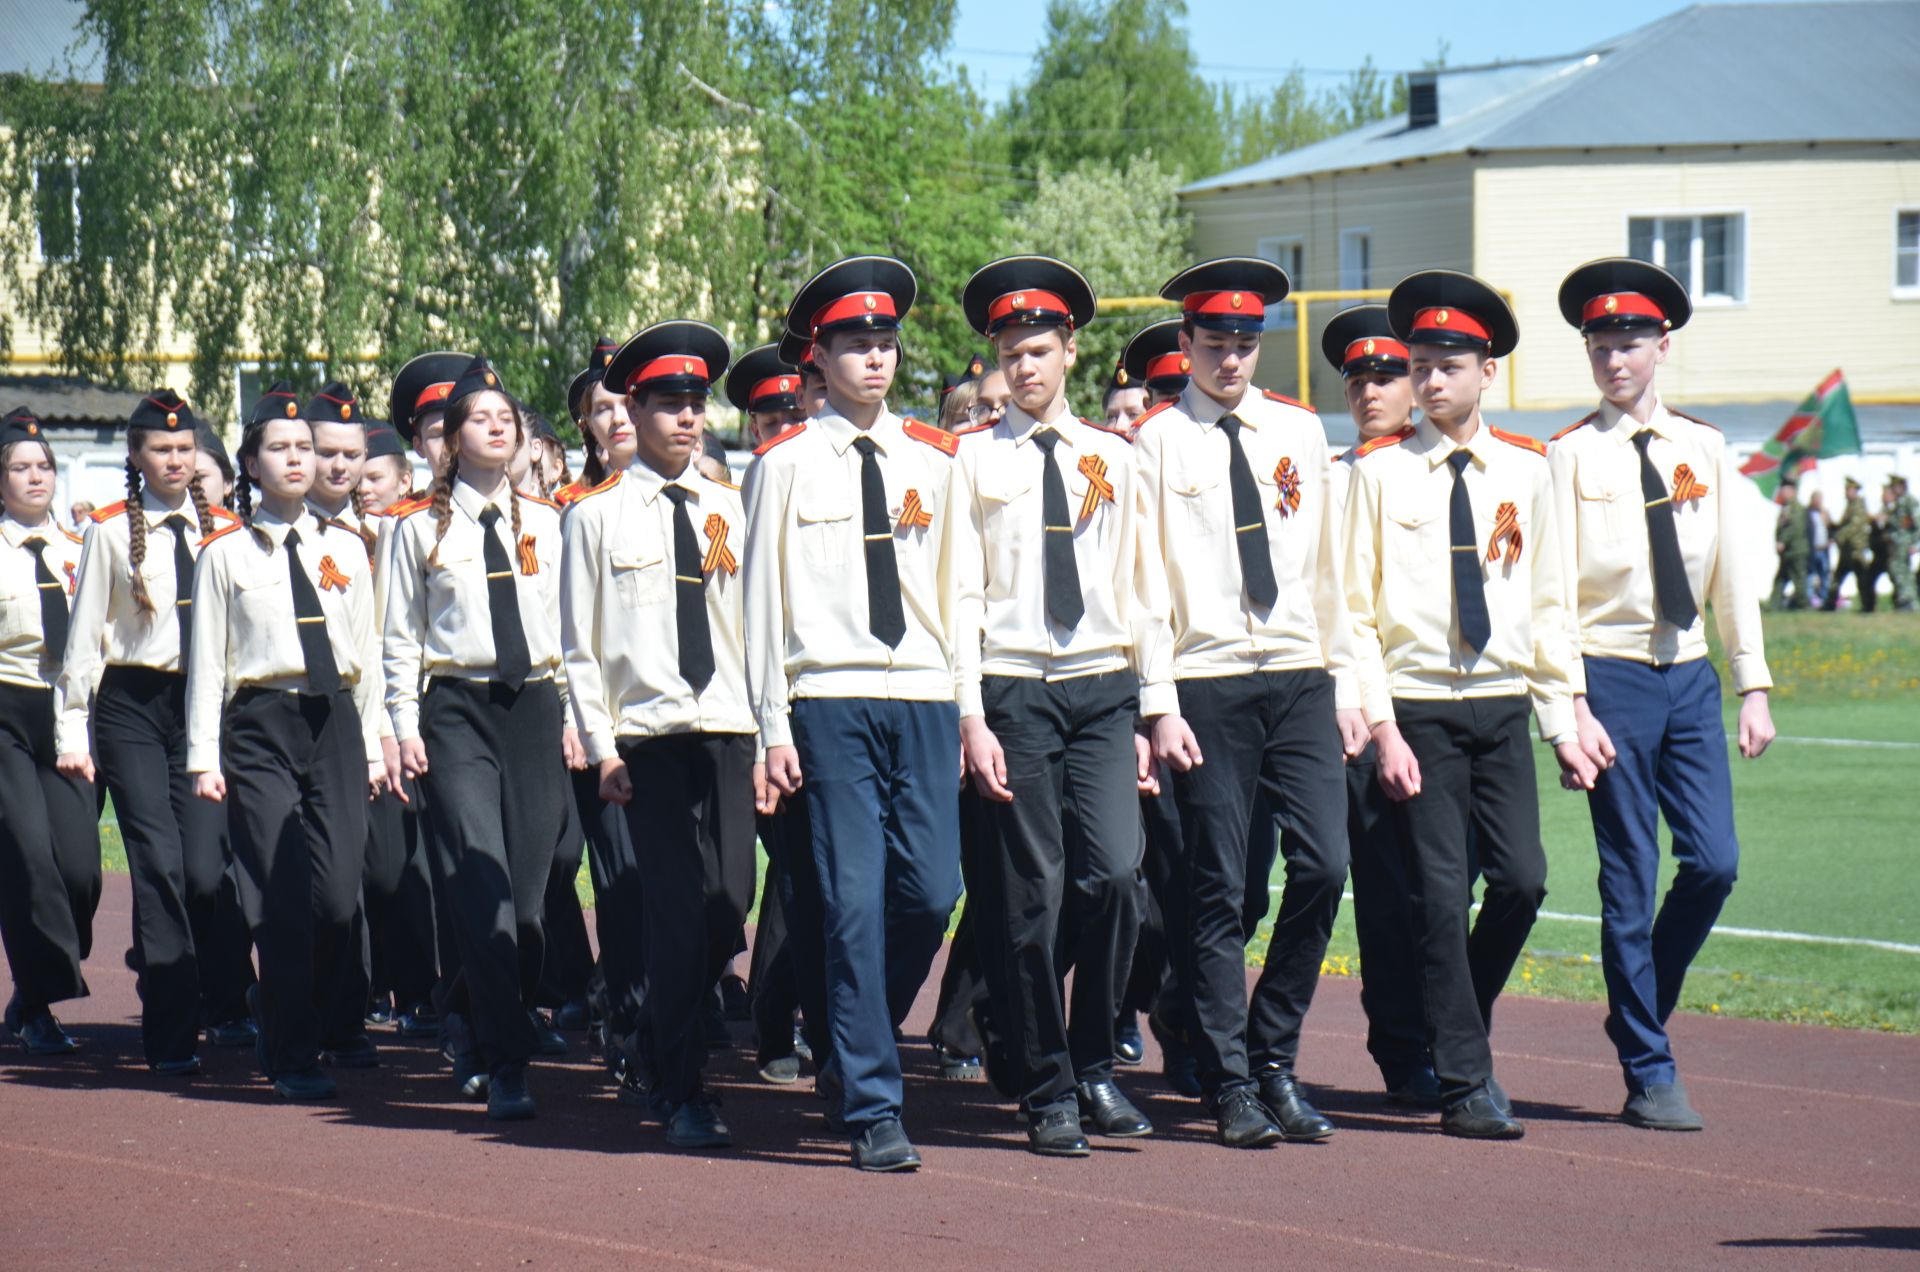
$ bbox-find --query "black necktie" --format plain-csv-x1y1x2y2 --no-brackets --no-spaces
661,484,716,690
163,514,195,666
1447,450,1492,655
281,527,342,695
1632,430,1700,630
1031,429,1085,631
478,505,533,689
23,536,69,664
851,435,906,647
1216,413,1278,609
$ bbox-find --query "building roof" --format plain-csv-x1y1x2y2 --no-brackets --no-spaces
0,0,98,80
0,373,139,429
1183,2,1920,196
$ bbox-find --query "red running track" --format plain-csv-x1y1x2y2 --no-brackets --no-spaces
2,874,1915,1269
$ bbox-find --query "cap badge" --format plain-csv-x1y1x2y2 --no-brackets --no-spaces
1436,309,1450,325
1180,356,1192,373
166,411,179,427
1604,295,1619,314
1230,293,1244,309
25,422,37,435
1013,293,1026,308
341,403,352,420
1115,368,1129,385
1363,339,1376,355
684,360,696,374
483,371,496,387
863,295,877,311
780,377,792,391
285,401,298,417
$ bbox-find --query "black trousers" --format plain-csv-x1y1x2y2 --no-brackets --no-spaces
757,790,832,1069
617,731,756,1103
538,785,594,1009
360,779,438,1009
930,790,992,1061
224,689,368,1077
93,665,256,1064
747,808,795,1064
575,766,645,1039
1343,742,1430,1085
1390,696,1547,1104
972,673,1141,1111
1172,670,1348,1096
0,681,100,1015
418,677,566,1070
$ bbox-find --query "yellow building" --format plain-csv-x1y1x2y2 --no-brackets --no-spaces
1180,1,1920,416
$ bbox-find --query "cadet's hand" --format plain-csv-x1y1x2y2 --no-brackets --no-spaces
599,757,633,805
1335,708,1368,760
368,761,389,800
1738,689,1776,759
1573,696,1616,772
562,727,588,771
1151,715,1204,772
753,761,781,816
1134,733,1159,795
380,735,409,804
1371,721,1421,801
961,715,1013,803
398,736,430,780
57,752,95,784
766,745,804,797
193,771,226,803
1554,741,1599,791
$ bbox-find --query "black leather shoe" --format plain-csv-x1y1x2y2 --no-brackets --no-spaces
1076,1079,1153,1137
150,1055,201,1077
273,1068,339,1101
487,1063,536,1121
395,1003,440,1039
1384,1065,1444,1109
16,1011,80,1056
1147,1012,1202,1098
1256,1069,1334,1142
933,1041,982,1081
443,1013,488,1099
553,999,590,1032
1214,1087,1282,1148
665,1093,732,1148
851,1117,922,1172
1026,1104,1092,1157
530,1011,569,1057
1441,1087,1524,1139
1113,1014,1145,1066
1486,1075,1514,1118
758,1054,802,1085
322,1033,380,1068
206,1016,259,1048
1622,1080,1703,1131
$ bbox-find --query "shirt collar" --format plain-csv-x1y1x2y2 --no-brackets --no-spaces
1596,395,1675,443
142,497,194,529
452,475,513,525
1413,415,1489,471
1006,402,1077,448
2,512,60,549
1182,382,1255,429
815,405,900,457
626,456,699,505
246,505,310,549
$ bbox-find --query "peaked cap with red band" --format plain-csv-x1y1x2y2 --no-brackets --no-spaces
961,255,1097,338
1321,304,1409,377
388,351,475,443
724,343,802,414
777,329,819,373
605,320,731,399
1388,269,1519,358
1557,256,1692,334
1160,257,1291,334
1120,318,1191,394
784,255,916,342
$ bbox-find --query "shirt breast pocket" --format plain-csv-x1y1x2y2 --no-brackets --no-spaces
233,571,289,631
1575,469,1630,543
0,584,30,642
610,547,669,608
1168,465,1222,539
795,480,855,573
975,469,1035,541
1385,506,1444,571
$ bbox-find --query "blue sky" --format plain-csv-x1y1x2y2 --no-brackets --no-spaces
945,0,1797,101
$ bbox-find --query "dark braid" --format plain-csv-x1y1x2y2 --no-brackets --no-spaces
187,472,216,536
124,455,154,614
579,435,608,490
233,467,254,525
426,448,458,568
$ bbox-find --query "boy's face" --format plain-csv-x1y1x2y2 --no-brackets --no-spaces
1342,370,1412,439
1179,326,1261,402
994,326,1074,417
820,331,900,407
633,388,706,474
1585,328,1668,405
1408,346,1495,426
1104,386,1147,431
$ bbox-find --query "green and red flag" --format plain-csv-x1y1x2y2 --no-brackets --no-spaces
1740,370,1863,495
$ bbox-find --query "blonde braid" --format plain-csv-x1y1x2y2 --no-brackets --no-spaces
425,450,457,569
508,486,526,574
125,457,154,615
187,472,216,537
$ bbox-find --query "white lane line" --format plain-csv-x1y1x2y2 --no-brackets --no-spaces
1774,735,1920,750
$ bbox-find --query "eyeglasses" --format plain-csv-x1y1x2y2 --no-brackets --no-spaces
966,403,1006,426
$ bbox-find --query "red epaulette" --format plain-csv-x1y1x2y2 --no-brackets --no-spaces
517,488,560,511
571,471,622,504
322,517,374,556
390,494,433,519
903,418,958,456
753,422,807,456
1079,416,1135,444
1130,400,1175,434
1355,425,1414,458
1550,412,1598,443
1668,409,1720,432
553,480,586,507
1262,389,1314,412
209,505,240,522
952,422,994,437
89,500,128,523
61,526,85,544
1489,426,1547,458
197,522,245,549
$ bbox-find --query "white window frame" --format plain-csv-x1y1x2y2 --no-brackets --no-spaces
1624,209,1748,306
1338,227,1372,297
1256,234,1305,327
32,161,82,263
1895,207,1920,300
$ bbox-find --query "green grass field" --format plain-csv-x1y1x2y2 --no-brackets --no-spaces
94,612,1919,1034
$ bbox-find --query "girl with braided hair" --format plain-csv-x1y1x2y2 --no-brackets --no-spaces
186,389,386,1101
0,408,99,1057
383,357,571,1121
55,389,256,1074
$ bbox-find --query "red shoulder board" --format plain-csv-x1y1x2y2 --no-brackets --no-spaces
390,494,433,518
553,480,585,507
209,505,240,522
62,526,85,544
572,471,622,504
752,421,807,456
197,522,245,549
323,517,374,555
1489,427,1547,457
89,500,128,523
1550,412,1598,443
1261,389,1313,412
1080,416,1135,444
1668,409,1720,432
1130,400,1176,433
1355,426,1414,458
516,489,560,511
903,418,958,456
951,422,994,438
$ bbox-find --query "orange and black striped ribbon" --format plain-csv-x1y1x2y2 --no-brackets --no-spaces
1273,457,1302,516
702,514,738,575
1486,501,1523,565
517,534,539,576
897,488,932,529
317,555,352,592
1671,463,1709,504
1077,453,1114,521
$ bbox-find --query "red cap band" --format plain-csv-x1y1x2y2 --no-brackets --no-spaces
987,289,1072,327
413,382,454,411
1182,290,1264,317
1343,336,1409,366
750,374,800,406
1410,307,1491,343
1145,352,1191,381
626,355,710,392
810,291,898,332
1580,292,1667,325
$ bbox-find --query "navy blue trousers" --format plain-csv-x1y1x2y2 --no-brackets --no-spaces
791,697,961,1131
1583,656,1740,1090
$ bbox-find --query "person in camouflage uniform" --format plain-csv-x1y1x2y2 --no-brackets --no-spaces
1771,480,1812,610
1885,475,1919,611
1824,476,1877,612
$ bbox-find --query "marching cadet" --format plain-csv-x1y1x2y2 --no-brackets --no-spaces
358,424,416,511
1823,476,1875,612
0,408,99,1056
1135,258,1367,1148
1551,257,1775,1131
562,321,756,1148
778,332,830,418
56,390,257,1074
953,256,1156,1155
187,385,386,1100
1121,318,1192,418
1345,275,1593,1138
384,356,571,1120
724,343,825,1086
745,256,965,1171
1316,305,1438,1107
1100,361,1146,433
